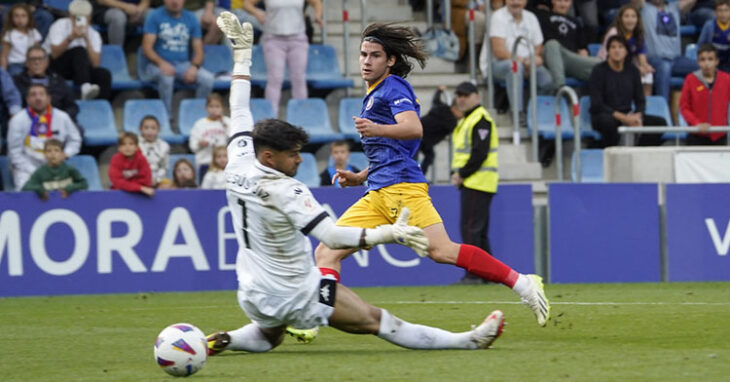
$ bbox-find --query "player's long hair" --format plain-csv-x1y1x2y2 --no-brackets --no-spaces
253,119,309,155
361,23,428,79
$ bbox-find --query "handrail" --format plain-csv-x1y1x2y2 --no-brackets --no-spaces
484,2,493,109
443,0,451,30
467,1,476,83
553,86,580,182
360,0,367,39
321,0,327,43
510,36,538,162
342,0,350,97
618,126,730,146
426,0,433,30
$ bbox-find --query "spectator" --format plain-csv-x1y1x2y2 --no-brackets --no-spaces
138,115,170,186
189,92,229,174
43,0,112,101
589,35,666,148
186,0,224,45
0,2,53,39
141,0,214,114
13,45,79,122
633,0,699,103
200,145,227,189
687,0,715,30
319,140,361,187
680,44,730,145
172,158,197,188
242,0,323,116
0,66,22,140
598,4,654,96
537,0,601,90
1,4,42,77
91,0,151,46
697,0,730,73
7,84,81,190
21,138,87,199
418,86,462,175
109,131,155,196
450,0,487,62
480,0,553,125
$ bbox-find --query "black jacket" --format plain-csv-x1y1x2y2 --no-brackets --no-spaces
13,70,79,122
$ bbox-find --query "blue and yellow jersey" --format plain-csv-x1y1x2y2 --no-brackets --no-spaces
360,75,426,191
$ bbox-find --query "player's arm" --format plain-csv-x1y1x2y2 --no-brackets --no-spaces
353,110,422,139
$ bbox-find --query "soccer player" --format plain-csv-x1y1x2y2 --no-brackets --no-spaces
206,12,506,355
315,23,551,326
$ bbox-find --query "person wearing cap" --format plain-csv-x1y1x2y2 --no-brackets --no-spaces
450,81,499,284
142,0,214,114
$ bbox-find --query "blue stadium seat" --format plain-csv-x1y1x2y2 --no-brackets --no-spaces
167,154,197,181
685,43,698,61
680,25,697,36
645,95,684,140
564,78,586,88
44,0,72,11
578,96,603,141
123,99,185,144
100,45,143,91
338,97,362,141
348,152,369,171
294,153,320,188
0,156,14,191
570,149,604,183
527,96,599,140
66,155,103,191
76,100,118,146
306,44,354,90
203,45,233,90
588,43,601,57
177,98,207,139
251,98,275,122
286,98,342,144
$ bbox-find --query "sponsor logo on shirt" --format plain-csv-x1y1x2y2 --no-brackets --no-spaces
393,98,412,106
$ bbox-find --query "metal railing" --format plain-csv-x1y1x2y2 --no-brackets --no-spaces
360,0,367,38
553,86,580,182
484,2,493,109
510,36,538,162
342,0,351,96
321,0,328,43
618,126,730,146
467,1,476,83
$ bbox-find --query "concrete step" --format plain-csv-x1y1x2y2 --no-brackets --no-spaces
498,143,529,163
499,162,543,181
323,2,413,22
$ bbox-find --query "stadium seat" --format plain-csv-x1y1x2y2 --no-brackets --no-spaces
66,155,103,191
588,43,601,57
100,45,143,91
685,43,698,61
44,0,72,11
570,149,604,183
645,95,684,140
578,96,603,141
349,152,369,171
527,96,599,140
306,44,354,91
203,45,233,90
177,98,207,139
251,98,275,122
286,98,342,144
680,25,697,36
338,97,362,141
76,100,118,146
123,99,185,144
0,156,14,191
294,153,320,188
167,154,197,181
564,78,585,88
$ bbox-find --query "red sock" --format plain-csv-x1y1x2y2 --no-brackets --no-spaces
455,244,519,287
319,267,341,283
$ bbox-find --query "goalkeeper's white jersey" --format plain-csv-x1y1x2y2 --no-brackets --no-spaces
225,134,329,295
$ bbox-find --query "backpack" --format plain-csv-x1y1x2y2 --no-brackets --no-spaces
421,27,460,62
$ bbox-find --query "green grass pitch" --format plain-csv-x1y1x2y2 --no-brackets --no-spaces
1,282,729,381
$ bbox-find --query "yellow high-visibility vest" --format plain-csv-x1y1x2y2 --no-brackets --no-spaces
451,105,498,193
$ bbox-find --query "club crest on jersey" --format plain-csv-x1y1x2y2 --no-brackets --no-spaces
365,96,374,111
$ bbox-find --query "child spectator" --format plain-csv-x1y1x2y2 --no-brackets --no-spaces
172,158,198,189
200,145,227,189
598,4,654,96
22,138,87,199
138,115,170,186
680,44,730,146
109,132,155,196
320,140,361,187
697,0,730,73
1,4,42,77
189,93,229,175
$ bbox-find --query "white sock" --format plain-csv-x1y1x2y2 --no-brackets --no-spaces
512,273,530,297
376,309,477,350
227,323,274,353
229,79,254,136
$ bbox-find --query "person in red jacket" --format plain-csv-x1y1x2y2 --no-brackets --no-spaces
108,131,155,196
680,44,730,146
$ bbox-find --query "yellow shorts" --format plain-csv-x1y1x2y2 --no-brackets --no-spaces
336,183,443,229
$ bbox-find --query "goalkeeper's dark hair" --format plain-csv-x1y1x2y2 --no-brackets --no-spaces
361,23,428,78
252,119,309,155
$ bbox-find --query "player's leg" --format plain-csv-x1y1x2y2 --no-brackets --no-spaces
207,324,286,354
329,283,505,350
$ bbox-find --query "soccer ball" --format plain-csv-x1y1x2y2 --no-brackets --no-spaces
154,323,208,377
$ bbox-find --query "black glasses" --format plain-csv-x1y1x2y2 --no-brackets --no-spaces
27,56,47,62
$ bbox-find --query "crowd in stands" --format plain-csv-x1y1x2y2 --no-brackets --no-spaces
1,0,730,194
